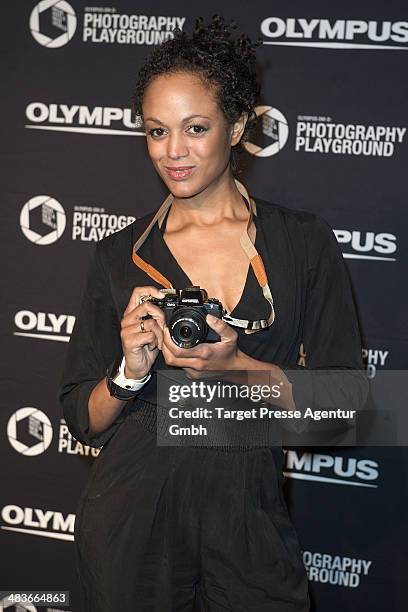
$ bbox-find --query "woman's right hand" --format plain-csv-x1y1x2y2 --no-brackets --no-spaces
120,286,166,379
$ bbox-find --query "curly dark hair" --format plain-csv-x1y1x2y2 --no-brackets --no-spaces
131,15,261,173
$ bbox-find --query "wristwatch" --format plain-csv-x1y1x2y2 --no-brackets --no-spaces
106,354,151,401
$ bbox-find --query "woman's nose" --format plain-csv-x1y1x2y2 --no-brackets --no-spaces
167,133,189,159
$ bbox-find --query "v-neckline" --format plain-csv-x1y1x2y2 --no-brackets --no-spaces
157,208,258,317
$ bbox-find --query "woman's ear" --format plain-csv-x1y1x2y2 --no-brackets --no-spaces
230,113,248,146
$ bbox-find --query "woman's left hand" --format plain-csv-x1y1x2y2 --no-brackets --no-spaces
161,314,243,379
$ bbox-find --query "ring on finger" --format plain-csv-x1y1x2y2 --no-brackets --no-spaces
140,319,146,332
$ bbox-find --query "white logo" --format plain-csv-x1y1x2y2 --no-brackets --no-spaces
284,450,379,487
83,11,185,45
25,102,143,136
334,230,397,261
20,196,66,245
261,18,408,50
1,504,74,541
243,106,289,157
7,408,53,456
296,118,406,158
30,0,77,48
14,310,75,343
362,348,389,378
59,421,101,456
72,208,136,240
245,110,406,159
303,551,372,588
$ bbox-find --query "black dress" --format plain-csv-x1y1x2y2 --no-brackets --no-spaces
58,196,367,612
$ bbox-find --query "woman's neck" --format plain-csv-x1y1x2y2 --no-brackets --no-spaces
170,168,249,228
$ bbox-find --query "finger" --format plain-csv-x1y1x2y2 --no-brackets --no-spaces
122,301,166,330
162,326,210,359
123,286,166,317
122,315,165,350
162,342,203,369
123,329,159,351
206,314,238,342
162,326,208,366
125,317,164,346
143,319,164,350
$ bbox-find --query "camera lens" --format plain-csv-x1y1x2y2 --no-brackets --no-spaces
169,307,207,348
179,325,193,339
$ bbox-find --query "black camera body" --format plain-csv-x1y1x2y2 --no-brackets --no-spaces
141,286,224,348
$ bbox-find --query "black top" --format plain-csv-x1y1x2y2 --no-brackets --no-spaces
58,196,367,448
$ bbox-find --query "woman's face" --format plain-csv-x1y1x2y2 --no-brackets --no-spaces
142,71,240,199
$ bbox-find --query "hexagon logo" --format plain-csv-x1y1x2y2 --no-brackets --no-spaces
20,195,66,245
7,407,53,456
243,106,289,157
30,0,77,48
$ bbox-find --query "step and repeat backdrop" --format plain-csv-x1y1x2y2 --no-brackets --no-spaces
1,1,407,611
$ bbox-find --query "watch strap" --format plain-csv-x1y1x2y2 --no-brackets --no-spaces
113,356,151,390
106,355,151,401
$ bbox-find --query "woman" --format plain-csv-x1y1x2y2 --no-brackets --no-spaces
59,16,367,612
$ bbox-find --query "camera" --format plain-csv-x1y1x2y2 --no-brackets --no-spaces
140,286,224,348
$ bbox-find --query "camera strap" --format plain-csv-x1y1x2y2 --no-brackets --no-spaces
131,179,275,334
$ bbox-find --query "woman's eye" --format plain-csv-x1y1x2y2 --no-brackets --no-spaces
148,127,166,138
186,124,208,135
148,125,208,138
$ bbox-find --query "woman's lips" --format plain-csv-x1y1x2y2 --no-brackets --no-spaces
164,166,195,181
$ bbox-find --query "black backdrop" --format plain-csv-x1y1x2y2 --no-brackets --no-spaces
1,1,407,611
